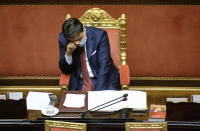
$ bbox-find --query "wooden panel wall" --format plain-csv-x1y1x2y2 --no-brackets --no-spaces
0,5,200,77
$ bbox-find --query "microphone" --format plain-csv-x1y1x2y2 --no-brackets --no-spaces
123,93,128,98
81,94,128,118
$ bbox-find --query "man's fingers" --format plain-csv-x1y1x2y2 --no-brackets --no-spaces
69,42,77,49
72,43,77,49
66,42,78,56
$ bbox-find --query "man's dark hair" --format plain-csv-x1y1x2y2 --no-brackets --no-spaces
62,18,83,39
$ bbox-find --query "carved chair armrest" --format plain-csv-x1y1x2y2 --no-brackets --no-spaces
119,64,130,86
59,73,70,86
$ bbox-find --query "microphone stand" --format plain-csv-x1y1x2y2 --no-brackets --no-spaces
90,97,128,118
93,97,127,112
89,94,127,112
81,95,128,119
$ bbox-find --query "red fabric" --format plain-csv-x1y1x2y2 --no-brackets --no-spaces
51,127,79,131
1,6,200,77
105,29,131,86
59,73,70,86
119,65,130,85
104,29,120,67
79,48,94,91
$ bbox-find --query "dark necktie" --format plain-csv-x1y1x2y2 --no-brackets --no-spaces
79,48,95,91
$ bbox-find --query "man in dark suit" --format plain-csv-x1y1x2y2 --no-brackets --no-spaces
58,18,120,91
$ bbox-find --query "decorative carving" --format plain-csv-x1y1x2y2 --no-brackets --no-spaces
45,120,86,131
76,8,127,65
0,76,59,80
79,8,119,28
125,122,167,131
132,76,200,81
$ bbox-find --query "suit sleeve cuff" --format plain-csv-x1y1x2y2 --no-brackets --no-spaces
65,54,72,65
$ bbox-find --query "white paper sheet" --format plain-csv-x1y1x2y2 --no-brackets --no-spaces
63,94,85,108
167,98,188,103
26,92,51,110
0,95,6,100
88,90,147,112
192,95,200,103
8,92,23,100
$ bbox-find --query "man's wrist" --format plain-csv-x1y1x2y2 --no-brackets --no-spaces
66,51,72,56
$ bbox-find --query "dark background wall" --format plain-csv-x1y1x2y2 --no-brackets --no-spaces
0,5,200,77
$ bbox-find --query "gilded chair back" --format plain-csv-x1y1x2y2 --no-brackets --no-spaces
66,8,127,67
60,8,130,89
45,120,86,131
125,122,167,131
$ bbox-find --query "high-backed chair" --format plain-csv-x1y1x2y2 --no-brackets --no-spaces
45,120,86,131
125,122,167,131
59,8,130,90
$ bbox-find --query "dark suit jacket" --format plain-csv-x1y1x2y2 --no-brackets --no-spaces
58,26,120,91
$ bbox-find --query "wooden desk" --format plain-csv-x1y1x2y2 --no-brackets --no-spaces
1,91,200,131
0,116,138,131
1,118,200,131
0,103,200,131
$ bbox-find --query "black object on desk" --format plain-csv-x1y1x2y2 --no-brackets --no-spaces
0,99,27,119
49,93,59,102
166,102,200,121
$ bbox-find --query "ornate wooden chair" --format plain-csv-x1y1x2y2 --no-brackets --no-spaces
125,122,167,131
45,120,86,131
59,8,130,90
